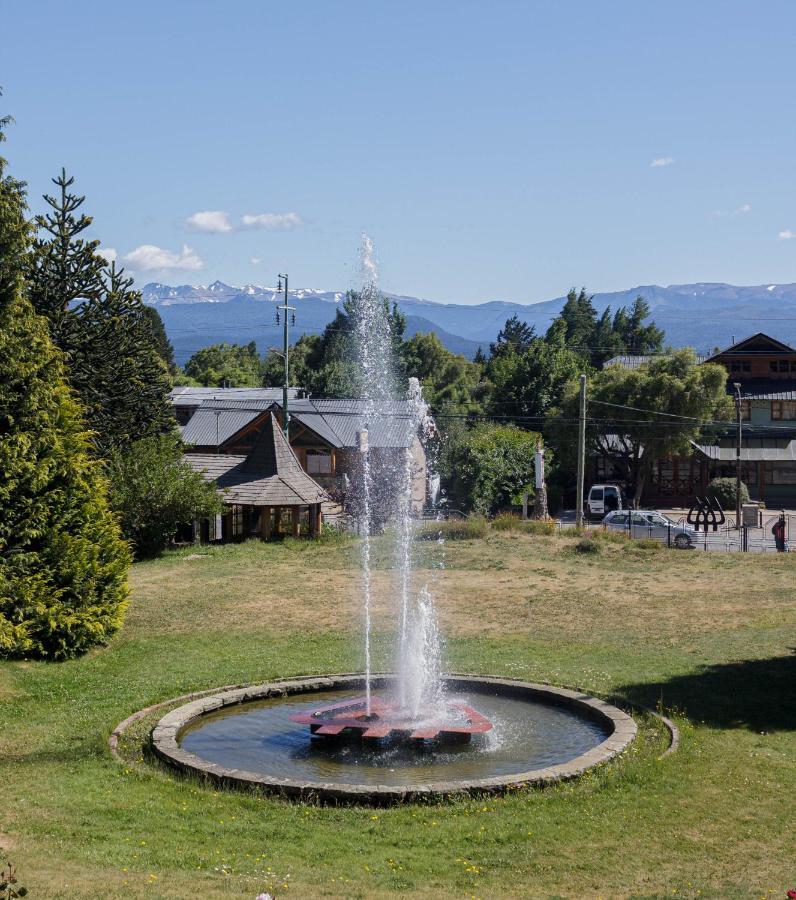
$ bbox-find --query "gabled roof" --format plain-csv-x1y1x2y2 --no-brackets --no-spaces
180,397,419,450
180,399,273,446
705,332,796,361
184,413,328,506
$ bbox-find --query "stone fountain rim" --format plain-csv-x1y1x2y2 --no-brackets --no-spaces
148,673,638,802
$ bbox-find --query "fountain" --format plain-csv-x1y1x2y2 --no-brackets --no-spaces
148,238,638,801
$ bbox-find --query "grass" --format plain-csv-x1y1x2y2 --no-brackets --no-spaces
1,532,795,898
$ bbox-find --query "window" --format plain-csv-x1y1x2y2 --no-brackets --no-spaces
730,361,751,372
589,488,604,500
231,505,244,538
771,400,796,420
306,450,332,474
780,360,791,373
740,400,751,421
771,465,796,484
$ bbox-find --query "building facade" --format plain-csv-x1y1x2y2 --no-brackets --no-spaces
600,333,796,508
172,390,429,540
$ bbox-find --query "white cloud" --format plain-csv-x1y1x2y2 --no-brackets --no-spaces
122,244,204,272
250,256,262,265
650,156,675,167
713,203,752,218
778,230,796,240
241,212,303,230
185,210,233,233
98,247,117,263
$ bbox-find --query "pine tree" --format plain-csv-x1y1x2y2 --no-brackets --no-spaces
26,169,104,337
71,264,174,455
489,315,536,357
27,174,173,456
141,305,176,372
0,124,130,660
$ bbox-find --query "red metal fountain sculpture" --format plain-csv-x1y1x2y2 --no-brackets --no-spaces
290,695,493,743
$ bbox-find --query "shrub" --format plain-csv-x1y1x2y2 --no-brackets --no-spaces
626,538,662,552
492,513,521,531
593,528,628,544
707,477,749,509
573,538,600,554
520,519,556,536
442,423,539,515
417,516,489,541
107,434,221,558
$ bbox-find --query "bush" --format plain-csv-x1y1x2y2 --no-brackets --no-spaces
0,292,130,659
573,538,600,554
520,519,556,536
626,538,662,552
593,528,628,544
707,477,749,509
442,423,539,516
417,516,489,541
492,513,522,531
107,433,221,558
491,514,555,536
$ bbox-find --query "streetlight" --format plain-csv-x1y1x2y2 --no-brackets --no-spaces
276,274,296,440
734,382,743,530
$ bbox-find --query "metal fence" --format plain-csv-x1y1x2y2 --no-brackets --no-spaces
555,513,795,553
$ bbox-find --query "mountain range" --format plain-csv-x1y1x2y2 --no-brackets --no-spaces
141,280,796,365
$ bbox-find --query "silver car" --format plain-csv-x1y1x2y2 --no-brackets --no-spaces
601,509,695,549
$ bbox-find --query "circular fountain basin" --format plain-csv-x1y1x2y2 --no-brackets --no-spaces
151,675,636,802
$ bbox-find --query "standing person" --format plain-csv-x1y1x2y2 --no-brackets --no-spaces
772,512,787,552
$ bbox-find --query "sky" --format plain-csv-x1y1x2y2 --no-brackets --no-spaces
3,0,796,304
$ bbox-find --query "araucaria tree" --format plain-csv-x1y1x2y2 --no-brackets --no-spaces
0,131,130,659
27,170,173,456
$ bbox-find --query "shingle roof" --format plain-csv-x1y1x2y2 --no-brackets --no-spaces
184,413,328,506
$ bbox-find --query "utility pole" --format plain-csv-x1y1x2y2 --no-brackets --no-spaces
576,374,587,528
276,273,295,440
734,381,743,530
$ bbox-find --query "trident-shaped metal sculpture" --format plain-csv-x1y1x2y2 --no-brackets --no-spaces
686,496,726,532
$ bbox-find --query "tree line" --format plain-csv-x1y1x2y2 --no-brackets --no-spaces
0,113,218,661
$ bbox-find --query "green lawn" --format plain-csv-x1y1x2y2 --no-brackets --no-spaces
1,532,794,899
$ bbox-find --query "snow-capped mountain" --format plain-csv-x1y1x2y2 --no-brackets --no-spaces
141,280,796,365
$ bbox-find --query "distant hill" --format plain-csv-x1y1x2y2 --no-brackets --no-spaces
141,280,796,364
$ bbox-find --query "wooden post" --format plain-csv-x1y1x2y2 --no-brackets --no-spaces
291,506,300,538
316,504,323,535
273,506,281,536
261,506,272,541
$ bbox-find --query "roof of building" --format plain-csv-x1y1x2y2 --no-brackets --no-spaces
170,386,300,407
691,438,796,462
603,354,708,370
704,332,796,362
184,413,329,506
738,380,796,401
180,397,419,450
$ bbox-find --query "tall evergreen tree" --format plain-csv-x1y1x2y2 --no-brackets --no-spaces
0,120,130,659
141,304,176,373
489,314,536,357
26,173,173,455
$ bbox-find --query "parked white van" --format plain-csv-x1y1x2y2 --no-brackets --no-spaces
586,484,624,520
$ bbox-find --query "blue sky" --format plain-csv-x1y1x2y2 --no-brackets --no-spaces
3,0,796,303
